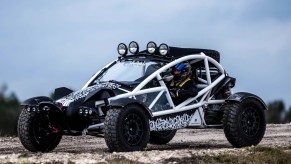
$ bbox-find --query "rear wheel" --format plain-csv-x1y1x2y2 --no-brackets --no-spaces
149,130,176,145
222,98,266,147
18,108,63,152
104,105,150,152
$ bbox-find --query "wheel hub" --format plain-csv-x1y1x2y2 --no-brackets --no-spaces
247,117,254,126
128,121,138,135
123,113,144,146
33,114,62,144
241,108,260,136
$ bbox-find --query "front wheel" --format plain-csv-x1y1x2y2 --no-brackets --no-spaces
222,98,266,147
18,108,63,152
104,105,150,152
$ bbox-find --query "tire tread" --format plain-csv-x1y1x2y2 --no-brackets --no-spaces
222,99,266,147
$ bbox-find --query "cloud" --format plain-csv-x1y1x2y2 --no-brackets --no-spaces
0,0,291,107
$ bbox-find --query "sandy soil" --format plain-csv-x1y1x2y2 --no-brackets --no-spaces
0,124,290,163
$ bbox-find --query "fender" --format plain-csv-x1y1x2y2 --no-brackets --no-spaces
83,88,115,104
22,97,66,125
21,96,53,106
38,101,63,113
212,76,236,96
22,98,68,129
109,98,153,117
39,102,71,132
226,92,268,110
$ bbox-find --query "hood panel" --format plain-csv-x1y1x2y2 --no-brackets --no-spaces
56,82,120,106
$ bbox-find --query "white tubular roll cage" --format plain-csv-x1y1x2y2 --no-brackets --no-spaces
105,52,226,117
82,60,118,90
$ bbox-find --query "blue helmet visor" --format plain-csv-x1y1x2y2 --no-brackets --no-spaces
175,63,185,71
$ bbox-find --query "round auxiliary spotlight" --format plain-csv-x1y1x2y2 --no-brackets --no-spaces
147,41,157,54
129,41,139,54
159,43,169,56
117,43,128,56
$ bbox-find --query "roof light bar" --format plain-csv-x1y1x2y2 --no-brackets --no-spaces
117,43,128,56
129,41,139,54
159,43,169,56
147,41,157,54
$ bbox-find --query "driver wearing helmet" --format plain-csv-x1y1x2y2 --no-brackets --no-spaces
167,63,198,105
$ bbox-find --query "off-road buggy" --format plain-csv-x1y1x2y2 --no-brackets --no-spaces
18,41,267,152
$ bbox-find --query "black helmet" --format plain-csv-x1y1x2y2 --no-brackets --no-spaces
173,63,191,81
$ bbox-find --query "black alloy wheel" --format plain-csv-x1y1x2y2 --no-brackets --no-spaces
104,105,150,152
33,114,62,146
18,109,63,152
123,113,144,146
240,107,260,137
222,98,266,147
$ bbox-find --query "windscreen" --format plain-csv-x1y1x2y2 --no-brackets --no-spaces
95,60,161,83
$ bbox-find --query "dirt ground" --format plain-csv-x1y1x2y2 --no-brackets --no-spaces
0,124,290,163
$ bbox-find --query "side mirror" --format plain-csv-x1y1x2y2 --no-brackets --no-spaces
162,75,174,82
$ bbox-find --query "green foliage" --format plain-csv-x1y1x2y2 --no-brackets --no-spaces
283,106,291,123
266,100,285,123
0,84,21,136
265,100,291,124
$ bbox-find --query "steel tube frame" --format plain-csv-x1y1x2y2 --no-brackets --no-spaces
105,53,226,120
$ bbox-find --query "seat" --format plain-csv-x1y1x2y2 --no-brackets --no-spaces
134,64,159,82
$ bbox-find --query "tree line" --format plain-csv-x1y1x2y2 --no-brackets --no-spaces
0,84,290,136
0,85,21,136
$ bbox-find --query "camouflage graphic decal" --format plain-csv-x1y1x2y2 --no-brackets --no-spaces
57,82,120,106
149,113,194,131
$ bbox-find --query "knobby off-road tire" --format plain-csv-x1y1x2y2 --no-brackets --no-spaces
149,130,177,145
18,108,63,152
222,98,266,147
104,105,150,152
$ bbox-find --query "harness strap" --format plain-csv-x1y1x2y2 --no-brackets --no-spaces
178,78,191,87
170,77,191,88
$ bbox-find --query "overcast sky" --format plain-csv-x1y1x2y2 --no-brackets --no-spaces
1,1,291,107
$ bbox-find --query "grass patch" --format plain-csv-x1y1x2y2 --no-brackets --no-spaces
209,146,291,164
67,160,76,164
163,156,201,164
18,153,31,158
106,156,144,164
163,146,291,164
44,161,64,164
252,146,283,155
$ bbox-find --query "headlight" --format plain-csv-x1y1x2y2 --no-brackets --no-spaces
159,43,169,56
117,43,128,56
147,41,157,54
129,41,139,54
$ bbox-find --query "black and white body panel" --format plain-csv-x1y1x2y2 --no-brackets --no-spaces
55,60,120,107
56,82,121,107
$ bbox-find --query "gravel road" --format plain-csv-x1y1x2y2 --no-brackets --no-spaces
0,124,290,163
